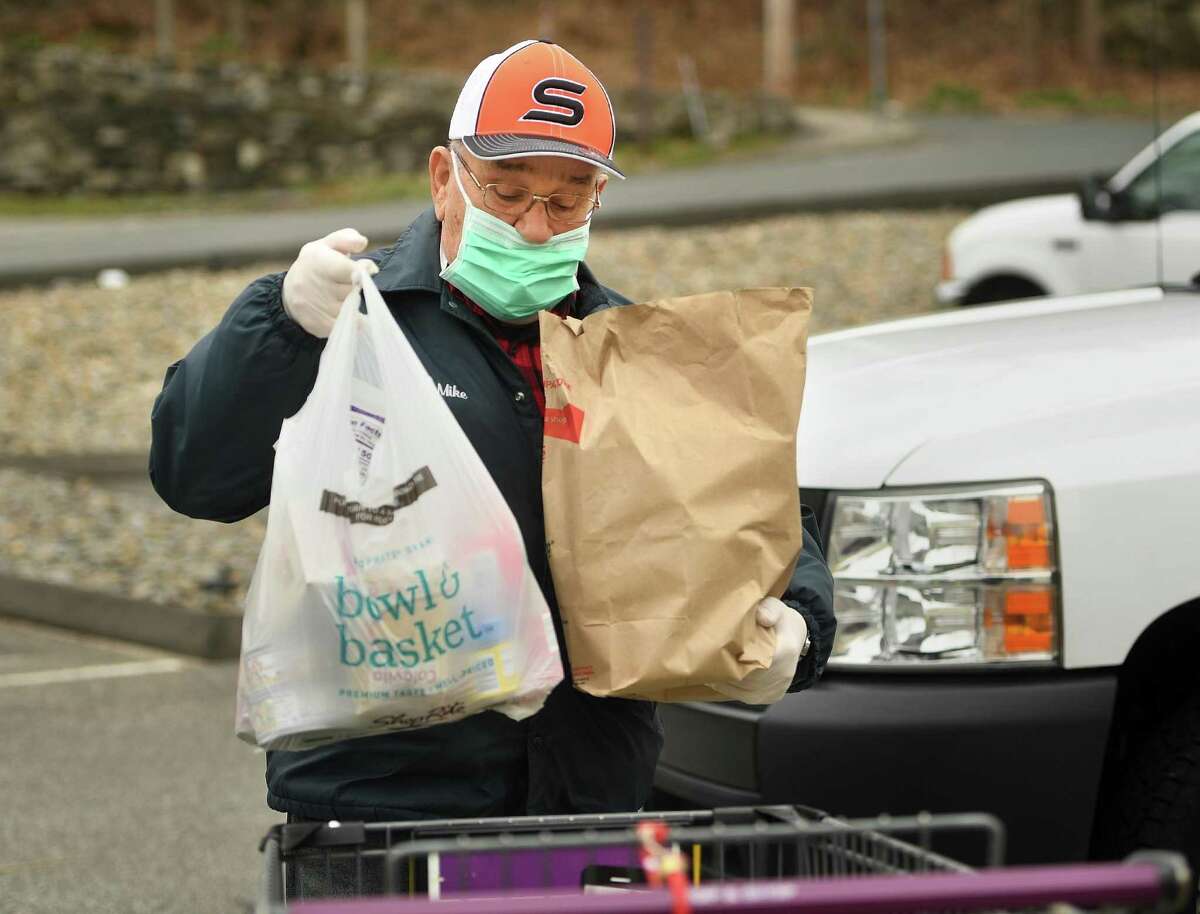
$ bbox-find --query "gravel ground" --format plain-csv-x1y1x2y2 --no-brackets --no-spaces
0,209,965,612
0,468,264,613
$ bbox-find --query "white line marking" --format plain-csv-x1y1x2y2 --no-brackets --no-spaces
0,857,73,875
0,657,191,688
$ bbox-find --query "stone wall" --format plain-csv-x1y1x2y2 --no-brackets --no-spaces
0,46,796,195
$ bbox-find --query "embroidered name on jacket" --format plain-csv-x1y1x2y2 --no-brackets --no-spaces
437,383,469,400
319,467,437,525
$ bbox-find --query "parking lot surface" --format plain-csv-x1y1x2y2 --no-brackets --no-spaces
0,618,276,913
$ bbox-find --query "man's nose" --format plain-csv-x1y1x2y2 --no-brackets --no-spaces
514,200,554,244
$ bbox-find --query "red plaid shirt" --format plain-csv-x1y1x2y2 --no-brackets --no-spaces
451,287,574,417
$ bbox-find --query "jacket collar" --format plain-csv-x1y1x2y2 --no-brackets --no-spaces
372,208,445,295
373,207,623,318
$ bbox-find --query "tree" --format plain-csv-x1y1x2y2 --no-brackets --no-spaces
763,0,795,95
1079,0,1104,73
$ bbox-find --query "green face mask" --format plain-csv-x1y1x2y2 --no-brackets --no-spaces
440,154,591,322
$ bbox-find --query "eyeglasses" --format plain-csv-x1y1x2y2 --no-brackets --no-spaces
453,150,600,226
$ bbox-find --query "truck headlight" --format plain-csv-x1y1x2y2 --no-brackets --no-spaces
827,482,1058,667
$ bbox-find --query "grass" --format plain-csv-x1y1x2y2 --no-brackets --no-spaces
0,171,432,219
1017,86,1086,111
1016,86,1145,116
614,130,790,173
916,80,1152,118
0,132,789,220
919,81,988,114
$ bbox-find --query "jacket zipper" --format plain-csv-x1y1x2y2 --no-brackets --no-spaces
441,295,552,586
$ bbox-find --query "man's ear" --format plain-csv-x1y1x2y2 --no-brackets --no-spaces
595,173,608,201
429,146,452,220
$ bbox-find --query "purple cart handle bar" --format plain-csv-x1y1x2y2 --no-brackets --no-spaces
291,854,1190,914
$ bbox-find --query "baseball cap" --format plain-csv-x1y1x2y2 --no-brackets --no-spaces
449,39,624,179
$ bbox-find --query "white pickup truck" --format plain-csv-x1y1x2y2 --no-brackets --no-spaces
937,111,1200,305
653,282,1200,873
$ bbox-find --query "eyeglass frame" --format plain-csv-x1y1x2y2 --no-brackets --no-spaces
451,147,602,226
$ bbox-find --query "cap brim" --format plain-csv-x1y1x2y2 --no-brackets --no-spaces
462,134,625,179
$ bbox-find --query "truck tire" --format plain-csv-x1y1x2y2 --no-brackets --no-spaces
1093,690,1200,905
960,276,1046,306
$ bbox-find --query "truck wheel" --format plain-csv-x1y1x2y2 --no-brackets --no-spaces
960,276,1045,306
1093,690,1200,905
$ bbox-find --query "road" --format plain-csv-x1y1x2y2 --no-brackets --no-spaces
600,113,1161,221
0,114,1159,287
0,618,275,913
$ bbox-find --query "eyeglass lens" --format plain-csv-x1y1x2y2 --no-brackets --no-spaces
484,184,595,223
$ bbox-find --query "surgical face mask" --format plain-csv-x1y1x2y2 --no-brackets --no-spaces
440,154,590,322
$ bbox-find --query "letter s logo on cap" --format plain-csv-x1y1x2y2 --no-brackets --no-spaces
520,78,587,128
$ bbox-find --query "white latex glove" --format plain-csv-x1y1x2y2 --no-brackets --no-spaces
710,597,807,705
281,227,379,338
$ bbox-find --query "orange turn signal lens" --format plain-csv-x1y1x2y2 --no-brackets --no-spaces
1003,589,1055,654
1007,537,1050,570
1002,495,1052,571
1006,497,1044,526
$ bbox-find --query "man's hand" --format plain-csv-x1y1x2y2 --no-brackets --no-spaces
281,228,380,338
710,597,807,705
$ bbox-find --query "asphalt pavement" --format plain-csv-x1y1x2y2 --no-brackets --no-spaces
0,618,275,914
0,113,1159,287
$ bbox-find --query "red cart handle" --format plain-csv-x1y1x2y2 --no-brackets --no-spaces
637,821,692,914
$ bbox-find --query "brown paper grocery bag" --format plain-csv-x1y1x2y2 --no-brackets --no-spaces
540,288,812,701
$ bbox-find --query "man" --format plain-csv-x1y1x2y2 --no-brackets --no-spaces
150,40,835,823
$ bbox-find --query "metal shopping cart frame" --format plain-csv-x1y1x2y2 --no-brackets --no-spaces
257,805,1190,914
259,805,993,909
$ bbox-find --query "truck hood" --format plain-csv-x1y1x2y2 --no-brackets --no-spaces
950,193,1081,249
797,287,1200,489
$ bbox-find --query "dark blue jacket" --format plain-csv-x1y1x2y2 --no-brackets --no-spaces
149,208,835,821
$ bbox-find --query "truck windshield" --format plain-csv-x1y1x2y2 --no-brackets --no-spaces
1125,129,1200,219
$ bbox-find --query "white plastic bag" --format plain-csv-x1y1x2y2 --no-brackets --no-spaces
235,268,563,751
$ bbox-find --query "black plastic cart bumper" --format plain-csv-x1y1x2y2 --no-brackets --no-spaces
654,671,1117,865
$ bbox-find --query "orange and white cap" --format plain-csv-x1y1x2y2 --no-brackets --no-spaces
449,40,623,179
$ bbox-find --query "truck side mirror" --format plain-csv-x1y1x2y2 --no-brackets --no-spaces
1078,175,1118,221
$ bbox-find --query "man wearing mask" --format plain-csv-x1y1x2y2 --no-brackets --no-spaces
150,40,835,823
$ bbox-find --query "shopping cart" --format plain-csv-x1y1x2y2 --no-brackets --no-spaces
257,805,1190,913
